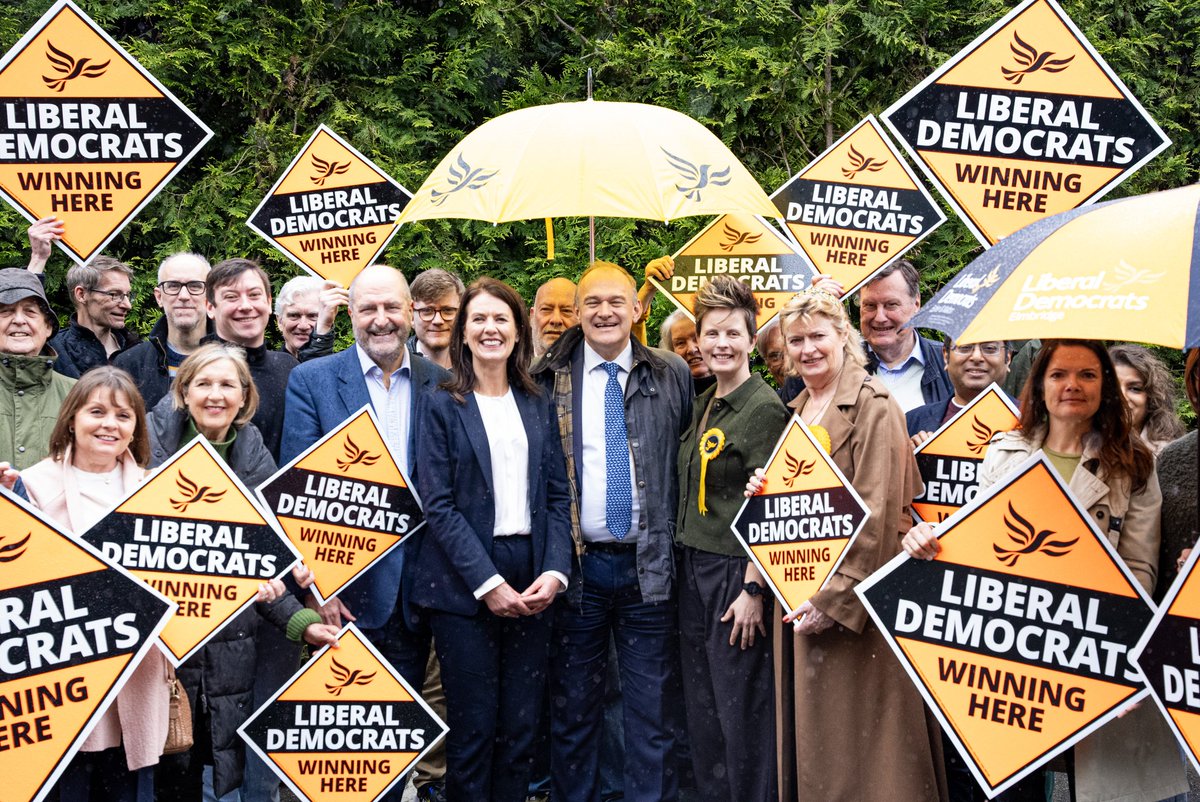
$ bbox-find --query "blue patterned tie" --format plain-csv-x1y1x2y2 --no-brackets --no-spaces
602,362,632,540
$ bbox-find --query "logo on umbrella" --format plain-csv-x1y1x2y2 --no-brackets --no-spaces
1001,32,1074,85
42,41,110,92
430,153,498,206
170,471,227,513
720,222,762,251
966,416,996,456
993,502,1077,567
336,436,380,472
310,154,350,186
662,148,731,202
325,657,377,696
782,451,815,488
841,145,887,179
0,532,31,563
1101,261,1166,292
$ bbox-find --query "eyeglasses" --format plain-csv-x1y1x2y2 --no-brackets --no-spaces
413,305,458,322
157,280,206,296
949,343,1004,356
89,289,132,303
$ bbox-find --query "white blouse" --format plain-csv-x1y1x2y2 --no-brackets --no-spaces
475,389,531,536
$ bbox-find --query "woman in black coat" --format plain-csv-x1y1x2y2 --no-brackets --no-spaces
147,343,337,801
412,278,572,802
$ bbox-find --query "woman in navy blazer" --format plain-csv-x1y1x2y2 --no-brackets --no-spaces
414,277,572,802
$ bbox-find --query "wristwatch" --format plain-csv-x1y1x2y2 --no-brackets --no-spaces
742,582,764,597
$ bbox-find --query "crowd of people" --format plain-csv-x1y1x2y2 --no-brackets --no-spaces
0,214,1197,802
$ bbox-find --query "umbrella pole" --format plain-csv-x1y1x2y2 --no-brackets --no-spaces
589,216,596,264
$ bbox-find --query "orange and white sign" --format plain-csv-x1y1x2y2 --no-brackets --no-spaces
647,212,815,330
258,406,424,606
730,416,869,613
0,489,173,802
858,455,1154,797
239,624,447,802
80,438,300,665
772,116,945,296
0,0,212,264
247,125,411,286
912,384,1019,523
881,0,1169,246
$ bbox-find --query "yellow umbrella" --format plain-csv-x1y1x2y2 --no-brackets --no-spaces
396,98,779,260
911,183,1200,349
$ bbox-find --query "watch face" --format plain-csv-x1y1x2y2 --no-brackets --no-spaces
744,582,762,597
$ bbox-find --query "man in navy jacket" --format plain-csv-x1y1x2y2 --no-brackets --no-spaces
282,264,449,688
906,336,1013,444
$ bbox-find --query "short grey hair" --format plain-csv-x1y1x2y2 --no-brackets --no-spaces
658,308,692,349
156,252,210,283
66,255,132,306
275,275,323,316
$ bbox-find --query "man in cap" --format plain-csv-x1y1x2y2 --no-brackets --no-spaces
0,268,75,469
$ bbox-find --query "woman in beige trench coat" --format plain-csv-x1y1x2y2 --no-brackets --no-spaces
905,339,1187,802
749,290,948,802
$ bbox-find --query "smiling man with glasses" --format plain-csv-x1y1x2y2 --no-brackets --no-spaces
408,268,464,371
906,336,1013,447
114,252,212,408
49,254,141,379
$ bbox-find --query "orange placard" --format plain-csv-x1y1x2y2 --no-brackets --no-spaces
771,116,946,296
258,406,424,606
0,0,211,264
1133,546,1200,774
730,415,869,612
80,438,300,665
881,0,1169,246
0,490,173,802
648,212,815,330
912,384,1020,523
247,125,412,286
239,624,447,802
857,455,1152,797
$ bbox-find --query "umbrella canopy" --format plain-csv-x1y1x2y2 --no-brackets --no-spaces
396,99,779,226
911,184,1200,349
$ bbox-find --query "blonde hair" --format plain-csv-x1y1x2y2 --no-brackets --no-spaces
171,343,259,428
778,290,866,372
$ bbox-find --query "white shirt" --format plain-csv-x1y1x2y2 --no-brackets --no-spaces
476,390,531,536
356,344,412,476
471,389,570,599
579,341,641,543
872,335,925,413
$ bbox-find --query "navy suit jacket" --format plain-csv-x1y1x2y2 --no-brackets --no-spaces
280,346,449,630
411,385,572,617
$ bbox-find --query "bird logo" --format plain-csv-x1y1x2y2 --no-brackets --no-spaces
310,154,350,186
782,451,815,489
325,657,377,696
719,222,762,251
993,502,1078,567
336,436,380,472
1101,260,1166,293
0,533,31,563
662,148,731,202
841,145,887,179
429,152,498,206
42,41,110,92
965,416,996,456
1001,32,1075,85
169,471,227,513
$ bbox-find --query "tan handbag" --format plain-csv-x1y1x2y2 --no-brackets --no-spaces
162,662,194,755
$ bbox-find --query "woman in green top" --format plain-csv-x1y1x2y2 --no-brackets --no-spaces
675,275,789,802
904,340,1187,802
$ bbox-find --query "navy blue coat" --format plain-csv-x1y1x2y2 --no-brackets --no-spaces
280,345,449,629
412,385,572,617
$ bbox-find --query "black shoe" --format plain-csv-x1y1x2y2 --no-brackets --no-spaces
416,783,447,802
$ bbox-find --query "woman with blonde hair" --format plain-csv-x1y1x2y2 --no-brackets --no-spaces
746,289,947,801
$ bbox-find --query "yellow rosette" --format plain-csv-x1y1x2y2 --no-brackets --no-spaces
810,424,832,454
698,428,725,515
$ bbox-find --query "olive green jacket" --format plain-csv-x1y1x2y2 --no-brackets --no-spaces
0,350,76,470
